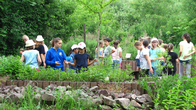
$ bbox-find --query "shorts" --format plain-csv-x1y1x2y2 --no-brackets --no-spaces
179,59,192,64
136,59,140,67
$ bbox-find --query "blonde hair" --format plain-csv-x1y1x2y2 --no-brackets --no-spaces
134,41,142,46
22,35,29,40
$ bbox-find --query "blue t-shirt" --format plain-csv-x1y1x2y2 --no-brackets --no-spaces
149,48,162,67
68,52,76,70
74,53,90,70
45,48,67,71
23,50,39,69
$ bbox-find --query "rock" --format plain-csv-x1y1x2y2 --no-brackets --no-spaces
80,91,88,98
131,89,140,96
90,86,99,92
81,84,89,90
0,94,5,103
65,91,72,95
131,94,137,100
124,93,132,99
143,102,154,110
6,93,24,103
99,105,112,110
4,88,10,93
110,92,118,99
136,96,146,104
108,96,113,99
142,94,153,102
47,84,57,90
118,93,125,98
115,98,130,109
98,89,109,96
102,95,116,107
34,93,42,102
13,87,21,93
66,85,72,91
41,93,56,101
93,98,103,105
92,95,99,99
131,100,142,109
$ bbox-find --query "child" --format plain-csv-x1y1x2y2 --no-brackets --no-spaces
20,40,41,68
178,33,195,78
134,41,153,75
116,40,123,68
36,35,48,57
104,38,115,57
45,37,67,71
166,43,178,76
135,38,144,71
111,41,122,69
94,41,104,65
149,38,164,76
68,42,97,73
67,44,78,72
35,35,46,67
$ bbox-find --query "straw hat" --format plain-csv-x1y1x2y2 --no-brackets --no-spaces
36,35,44,41
25,40,36,47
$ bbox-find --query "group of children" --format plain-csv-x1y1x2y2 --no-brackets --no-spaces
134,33,195,78
20,35,123,73
20,33,195,78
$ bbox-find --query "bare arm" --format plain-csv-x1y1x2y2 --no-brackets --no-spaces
178,44,183,58
20,54,25,62
184,45,195,58
41,54,46,67
144,54,153,73
87,59,97,66
69,59,77,67
119,52,122,58
37,53,42,65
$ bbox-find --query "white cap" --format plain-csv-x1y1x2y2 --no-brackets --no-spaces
36,35,44,41
151,38,158,42
78,42,86,49
71,44,78,50
25,40,36,47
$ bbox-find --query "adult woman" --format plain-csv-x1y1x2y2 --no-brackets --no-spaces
179,33,195,78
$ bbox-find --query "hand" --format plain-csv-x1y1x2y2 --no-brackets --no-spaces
55,61,61,65
150,68,153,74
20,48,24,51
183,56,187,59
151,59,155,61
94,59,98,62
64,60,69,64
19,51,23,54
44,63,46,68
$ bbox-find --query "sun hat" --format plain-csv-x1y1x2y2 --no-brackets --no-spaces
151,38,158,42
78,42,86,49
71,44,78,50
25,40,36,47
36,35,44,41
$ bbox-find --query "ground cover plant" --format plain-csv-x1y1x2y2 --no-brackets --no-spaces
0,56,133,82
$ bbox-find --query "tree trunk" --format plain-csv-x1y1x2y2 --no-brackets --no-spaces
96,13,101,65
83,24,86,44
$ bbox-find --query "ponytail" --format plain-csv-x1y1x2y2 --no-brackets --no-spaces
52,37,61,47
183,33,191,43
167,43,173,52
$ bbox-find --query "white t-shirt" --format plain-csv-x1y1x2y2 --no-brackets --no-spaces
104,45,112,57
179,40,194,60
139,49,149,69
43,44,48,53
136,50,140,59
111,47,122,61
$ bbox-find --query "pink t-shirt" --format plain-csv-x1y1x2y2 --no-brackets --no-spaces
112,47,122,61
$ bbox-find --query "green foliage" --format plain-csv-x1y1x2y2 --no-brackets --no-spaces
0,0,76,55
0,56,34,78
